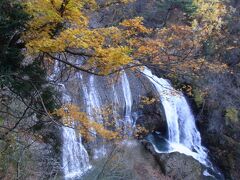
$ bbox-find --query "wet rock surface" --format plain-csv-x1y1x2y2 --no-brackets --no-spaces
136,99,167,135
142,140,205,180
82,140,170,180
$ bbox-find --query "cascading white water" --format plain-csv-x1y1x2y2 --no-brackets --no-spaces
50,62,91,179
121,72,134,132
61,85,91,179
142,67,209,165
58,62,220,178
61,95,91,179
62,126,91,179
77,73,107,159
112,82,121,127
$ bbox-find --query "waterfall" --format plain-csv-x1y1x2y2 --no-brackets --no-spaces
50,62,91,179
62,127,91,179
58,62,221,178
77,73,107,159
112,81,120,127
142,67,209,165
61,84,91,179
121,72,134,133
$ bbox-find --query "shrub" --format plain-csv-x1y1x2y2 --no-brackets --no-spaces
225,107,239,124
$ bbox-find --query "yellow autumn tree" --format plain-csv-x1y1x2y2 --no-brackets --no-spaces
192,0,226,35
54,104,119,141
130,0,228,77
21,0,229,141
22,0,150,75
21,0,153,141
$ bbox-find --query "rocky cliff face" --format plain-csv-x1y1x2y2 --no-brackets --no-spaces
1,66,231,180
82,140,170,180
61,68,217,179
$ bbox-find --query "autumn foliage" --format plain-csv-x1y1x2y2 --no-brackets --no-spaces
54,104,118,141
22,0,145,75
20,0,231,140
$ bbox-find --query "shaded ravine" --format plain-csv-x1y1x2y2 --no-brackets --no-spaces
60,66,223,179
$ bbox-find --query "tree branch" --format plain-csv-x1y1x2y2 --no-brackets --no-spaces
45,52,143,76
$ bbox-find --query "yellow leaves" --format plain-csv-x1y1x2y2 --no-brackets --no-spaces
23,0,147,74
26,37,65,54
192,0,227,35
23,0,90,50
58,28,104,49
63,0,89,27
120,17,143,27
120,17,151,36
54,104,118,141
54,104,87,125
26,27,107,54
24,0,62,28
89,46,132,75
136,39,164,57
134,125,148,139
140,96,156,105
97,26,123,45
22,0,230,78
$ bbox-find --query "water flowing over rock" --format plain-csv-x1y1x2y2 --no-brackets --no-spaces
142,68,209,165
143,139,204,180
121,71,134,134
51,62,91,179
141,67,224,179
57,64,223,179
62,127,91,179
61,86,91,179
80,73,107,160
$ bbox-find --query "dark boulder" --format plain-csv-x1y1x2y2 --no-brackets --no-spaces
142,140,204,180
136,97,168,136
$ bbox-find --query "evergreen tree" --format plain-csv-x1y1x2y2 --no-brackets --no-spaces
0,0,58,113
157,0,197,16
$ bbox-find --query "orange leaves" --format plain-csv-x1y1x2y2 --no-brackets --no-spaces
134,39,164,62
132,25,197,65
120,17,151,37
23,1,146,75
134,125,148,139
90,46,132,75
22,0,230,77
140,96,156,105
192,0,227,36
54,104,118,141
157,25,196,49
